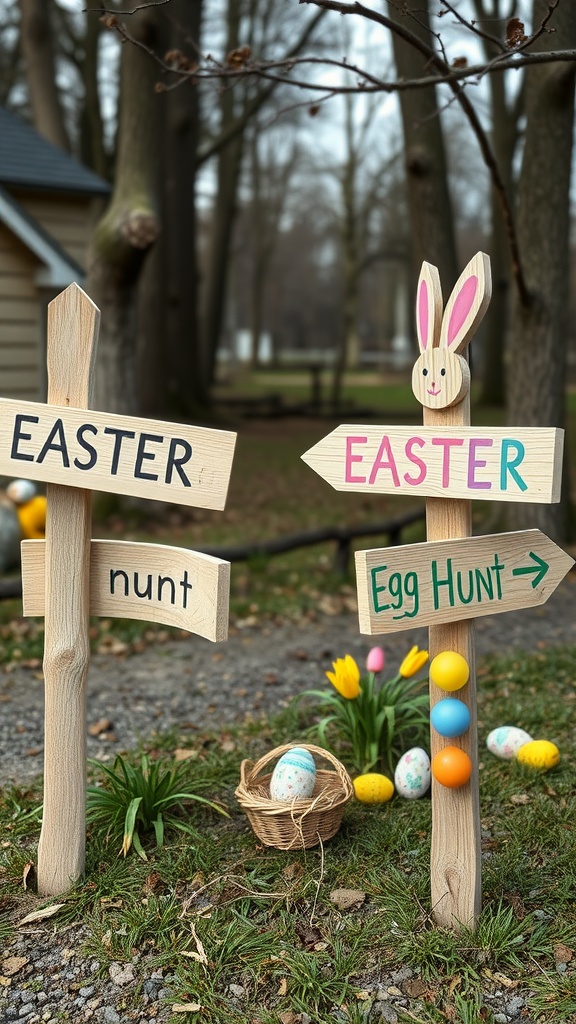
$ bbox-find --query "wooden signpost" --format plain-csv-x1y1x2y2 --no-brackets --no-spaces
0,284,236,895
302,252,574,929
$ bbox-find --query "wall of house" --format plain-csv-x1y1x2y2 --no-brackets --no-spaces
17,193,99,269
0,225,43,400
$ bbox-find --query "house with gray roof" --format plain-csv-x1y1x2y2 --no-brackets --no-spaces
0,105,109,399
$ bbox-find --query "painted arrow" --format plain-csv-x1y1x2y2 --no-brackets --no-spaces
512,552,549,588
355,529,574,635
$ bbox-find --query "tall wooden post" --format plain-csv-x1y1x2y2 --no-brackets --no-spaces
37,284,99,895
425,397,480,927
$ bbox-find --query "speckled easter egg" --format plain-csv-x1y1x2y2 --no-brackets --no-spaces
486,726,533,760
353,773,394,804
516,739,560,771
270,747,316,801
394,747,431,799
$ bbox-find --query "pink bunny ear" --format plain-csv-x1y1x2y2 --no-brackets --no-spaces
440,251,492,352
416,262,442,352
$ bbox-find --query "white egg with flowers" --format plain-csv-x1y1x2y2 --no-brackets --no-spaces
486,726,533,760
270,747,316,802
394,747,431,799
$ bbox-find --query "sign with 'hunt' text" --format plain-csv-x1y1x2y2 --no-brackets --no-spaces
355,530,574,634
21,539,230,642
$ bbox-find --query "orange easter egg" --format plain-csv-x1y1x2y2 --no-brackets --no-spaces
432,746,472,788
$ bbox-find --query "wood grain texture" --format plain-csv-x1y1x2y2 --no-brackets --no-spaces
301,424,564,503
22,539,231,642
37,283,99,896
355,529,574,634
424,396,481,929
0,399,237,510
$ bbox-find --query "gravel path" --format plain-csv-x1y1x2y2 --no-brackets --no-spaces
1,572,575,785
1,573,575,1024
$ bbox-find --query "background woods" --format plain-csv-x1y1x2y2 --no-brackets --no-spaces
1,0,576,539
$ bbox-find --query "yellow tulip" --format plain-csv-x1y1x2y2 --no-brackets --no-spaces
326,654,361,699
399,645,429,678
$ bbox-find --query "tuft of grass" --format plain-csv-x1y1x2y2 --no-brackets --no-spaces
86,753,228,859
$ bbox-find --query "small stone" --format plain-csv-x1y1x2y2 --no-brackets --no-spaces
506,997,524,1017
108,963,136,987
228,983,245,998
19,1006,35,1018
494,1015,509,1024
79,986,95,998
101,1008,120,1024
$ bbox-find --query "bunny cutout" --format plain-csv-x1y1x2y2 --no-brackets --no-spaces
411,252,492,410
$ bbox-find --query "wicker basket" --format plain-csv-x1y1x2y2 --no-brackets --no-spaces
235,742,354,850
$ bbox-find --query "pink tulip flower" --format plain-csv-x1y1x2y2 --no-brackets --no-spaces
366,646,385,674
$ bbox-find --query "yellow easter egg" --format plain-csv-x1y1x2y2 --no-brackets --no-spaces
353,773,394,804
516,740,560,771
430,651,470,692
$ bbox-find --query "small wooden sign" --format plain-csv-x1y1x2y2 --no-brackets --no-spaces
301,424,564,503
0,399,237,510
356,529,574,634
21,539,230,642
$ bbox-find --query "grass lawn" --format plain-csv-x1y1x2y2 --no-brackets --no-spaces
1,645,575,1022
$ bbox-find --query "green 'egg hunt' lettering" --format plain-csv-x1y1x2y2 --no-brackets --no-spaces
370,565,420,619
432,555,505,611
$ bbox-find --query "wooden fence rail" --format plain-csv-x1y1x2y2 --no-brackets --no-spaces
0,507,426,600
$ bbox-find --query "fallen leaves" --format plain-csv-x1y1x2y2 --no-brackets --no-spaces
18,903,65,926
1,956,28,976
329,888,366,911
108,962,136,987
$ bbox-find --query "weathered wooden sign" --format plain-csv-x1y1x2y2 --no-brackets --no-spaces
7,283,237,897
301,425,563,503
0,399,235,509
21,539,230,641
301,251,572,931
356,530,574,634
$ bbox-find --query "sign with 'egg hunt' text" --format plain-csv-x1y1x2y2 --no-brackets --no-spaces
355,529,574,634
21,539,230,642
0,399,236,510
302,424,564,503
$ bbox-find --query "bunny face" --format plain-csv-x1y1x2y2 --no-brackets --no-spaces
411,253,491,412
412,349,470,410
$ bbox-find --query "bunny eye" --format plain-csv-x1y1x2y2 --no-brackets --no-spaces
441,368,446,376
422,368,428,377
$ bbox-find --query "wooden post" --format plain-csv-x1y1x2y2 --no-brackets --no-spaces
415,253,490,928
424,398,480,927
37,284,99,895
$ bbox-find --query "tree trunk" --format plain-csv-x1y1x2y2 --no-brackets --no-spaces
79,14,108,179
19,0,70,151
475,1,521,407
507,1,576,541
201,1,244,392
387,0,458,294
87,3,163,415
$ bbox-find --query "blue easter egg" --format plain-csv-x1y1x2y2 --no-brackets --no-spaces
431,698,471,738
